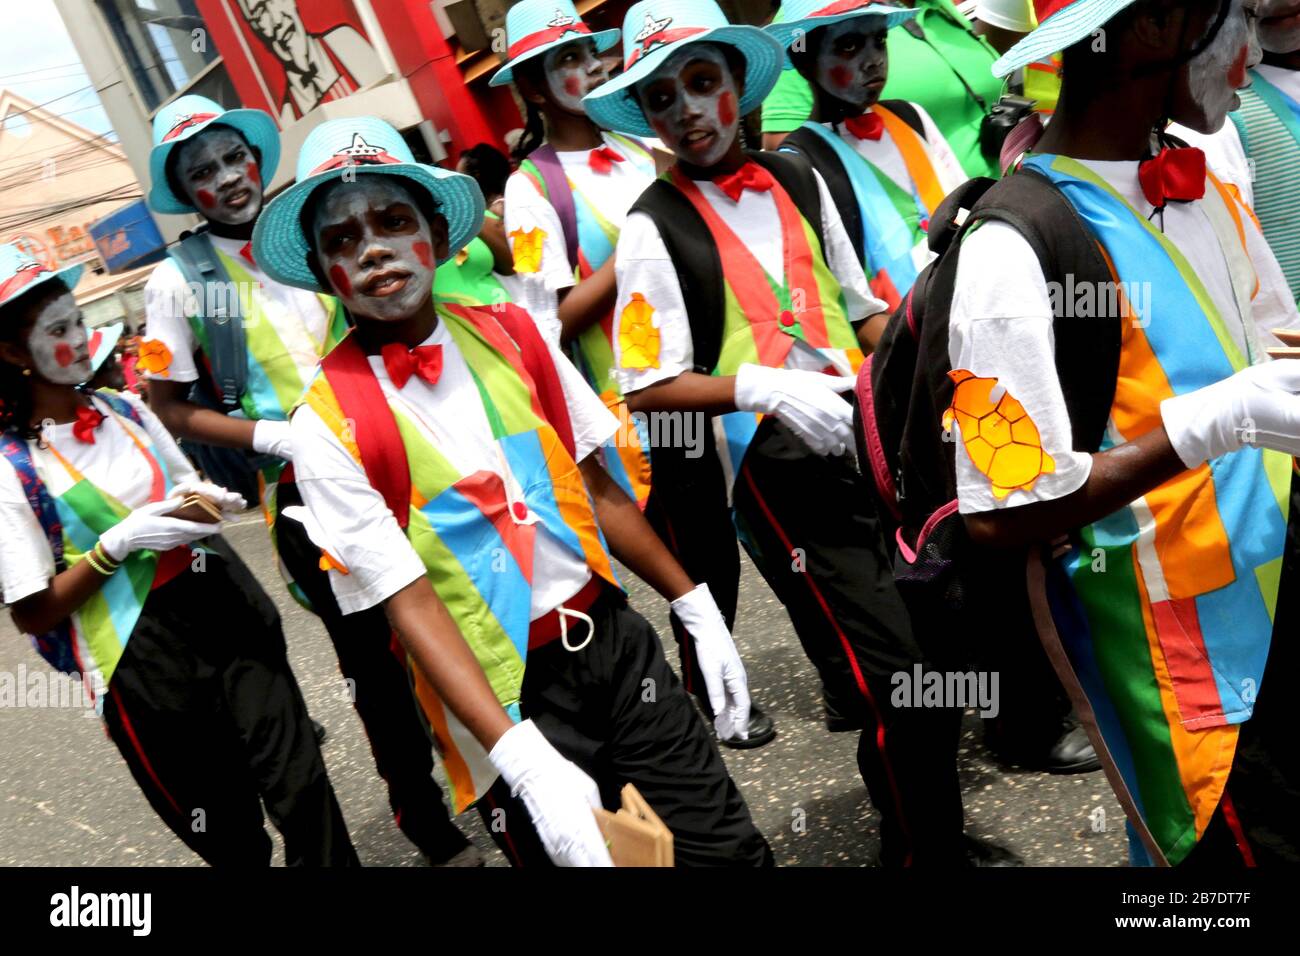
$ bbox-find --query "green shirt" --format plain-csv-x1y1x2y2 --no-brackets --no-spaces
762,0,1004,179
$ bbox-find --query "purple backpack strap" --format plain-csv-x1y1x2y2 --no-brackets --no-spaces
528,144,579,271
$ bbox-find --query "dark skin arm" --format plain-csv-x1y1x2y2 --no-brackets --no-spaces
148,379,258,450
480,214,515,276
624,371,739,417
964,426,1187,549
383,577,515,750
855,312,891,353
579,457,694,602
11,561,113,637
557,258,617,343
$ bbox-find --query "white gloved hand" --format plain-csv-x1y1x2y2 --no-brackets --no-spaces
169,479,246,514
98,498,220,562
488,719,613,867
670,583,751,742
734,363,855,457
252,419,294,462
1160,360,1300,468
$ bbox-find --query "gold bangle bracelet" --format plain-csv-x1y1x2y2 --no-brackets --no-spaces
84,550,114,577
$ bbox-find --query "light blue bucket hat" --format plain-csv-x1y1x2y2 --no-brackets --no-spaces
0,243,82,312
489,0,622,88
251,116,485,293
992,0,1140,78
766,0,918,68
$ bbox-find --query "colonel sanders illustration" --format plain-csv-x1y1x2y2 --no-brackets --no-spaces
233,0,386,123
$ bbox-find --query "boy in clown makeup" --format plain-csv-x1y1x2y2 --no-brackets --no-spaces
948,0,1300,865
769,1,967,314
252,116,771,867
587,0,1013,867
494,0,776,749
139,95,477,866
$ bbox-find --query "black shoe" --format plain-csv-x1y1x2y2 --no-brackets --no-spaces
1044,724,1101,775
312,718,328,746
824,697,861,733
963,834,1024,867
719,704,777,749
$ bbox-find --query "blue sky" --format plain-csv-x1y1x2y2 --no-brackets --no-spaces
1,0,114,138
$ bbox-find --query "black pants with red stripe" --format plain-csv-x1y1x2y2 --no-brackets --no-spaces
101,538,357,866
275,482,470,863
475,588,771,866
730,418,965,866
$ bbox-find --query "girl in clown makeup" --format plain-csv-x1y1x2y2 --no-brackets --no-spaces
0,245,356,866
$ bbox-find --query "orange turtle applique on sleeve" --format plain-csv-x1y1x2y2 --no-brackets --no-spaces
135,339,173,378
943,369,1056,500
509,227,546,274
618,293,660,369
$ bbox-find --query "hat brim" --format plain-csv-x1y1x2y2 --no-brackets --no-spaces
148,109,282,215
766,6,919,69
489,28,622,87
89,322,125,373
250,163,486,293
992,0,1138,77
584,26,786,139
0,260,84,312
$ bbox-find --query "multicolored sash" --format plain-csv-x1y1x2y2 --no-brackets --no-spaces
796,105,946,310
304,302,621,811
667,166,864,491
1023,154,1287,866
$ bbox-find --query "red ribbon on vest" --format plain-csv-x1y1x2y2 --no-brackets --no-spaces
72,405,105,444
712,162,776,203
381,343,444,390
1138,147,1206,209
588,146,625,174
844,112,885,141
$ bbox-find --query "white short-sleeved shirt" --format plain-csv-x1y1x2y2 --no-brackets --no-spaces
950,158,1300,515
503,133,659,345
0,392,200,605
290,317,620,617
612,169,886,394
142,234,334,392
1167,120,1254,211
828,103,969,198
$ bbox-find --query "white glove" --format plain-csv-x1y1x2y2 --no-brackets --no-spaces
169,479,246,514
488,719,613,867
670,583,751,741
252,419,294,462
734,363,855,457
1161,360,1300,468
98,498,220,562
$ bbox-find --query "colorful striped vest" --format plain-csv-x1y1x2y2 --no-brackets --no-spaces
1024,154,1289,866
302,302,621,811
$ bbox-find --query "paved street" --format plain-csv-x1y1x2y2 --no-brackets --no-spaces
0,515,1128,867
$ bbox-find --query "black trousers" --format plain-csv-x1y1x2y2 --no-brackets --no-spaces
274,483,469,862
730,419,965,866
102,538,357,866
475,589,771,866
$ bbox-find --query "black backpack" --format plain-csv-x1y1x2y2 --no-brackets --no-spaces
854,167,1121,612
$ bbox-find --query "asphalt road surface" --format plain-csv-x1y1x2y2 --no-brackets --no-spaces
0,515,1128,867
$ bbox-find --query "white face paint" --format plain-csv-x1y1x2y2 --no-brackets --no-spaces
543,39,608,114
175,125,264,226
812,18,889,108
1258,0,1300,53
311,177,439,323
1187,0,1260,130
637,45,741,167
26,289,91,385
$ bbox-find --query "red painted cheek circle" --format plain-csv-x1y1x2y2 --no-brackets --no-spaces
1228,45,1249,89
54,343,75,367
328,264,353,297
246,163,261,187
563,74,582,98
196,189,217,209
718,91,737,127
830,66,854,89
413,241,434,269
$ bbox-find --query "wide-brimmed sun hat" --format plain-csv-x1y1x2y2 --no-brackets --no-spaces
88,322,124,374
766,0,918,68
583,0,786,139
0,243,82,312
993,0,1140,78
147,93,281,215
250,116,485,293
489,0,622,88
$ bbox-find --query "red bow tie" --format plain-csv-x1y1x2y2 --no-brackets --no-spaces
72,405,105,444
588,146,625,174
382,343,444,390
239,241,256,267
1138,147,1206,209
712,162,776,203
844,112,885,141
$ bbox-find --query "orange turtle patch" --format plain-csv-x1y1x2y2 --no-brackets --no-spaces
943,369,1056,500
619,293,660,369
509,227,546,273
135,338,173,378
